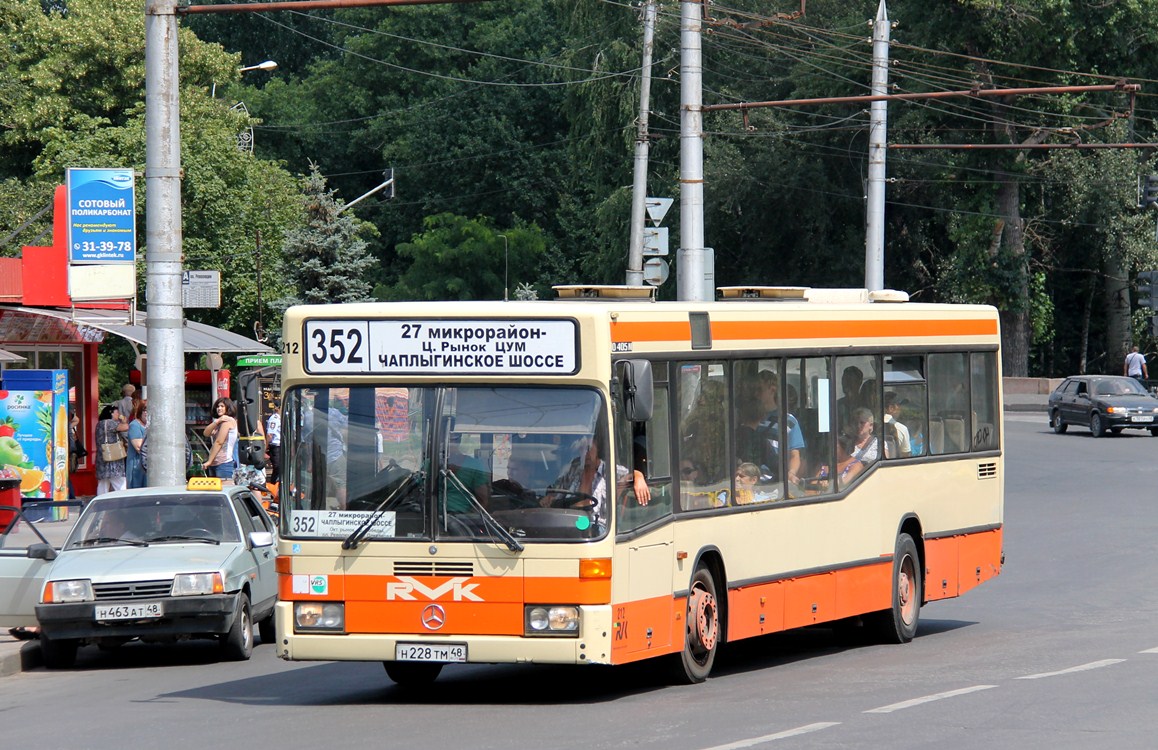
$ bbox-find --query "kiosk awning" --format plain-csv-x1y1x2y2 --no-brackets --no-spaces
3,306,274,354
0,348,27,363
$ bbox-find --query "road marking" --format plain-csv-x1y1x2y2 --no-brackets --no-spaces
1016,659,1126,680
1139,647,1158,654
699,723,840,749
864,685,997,714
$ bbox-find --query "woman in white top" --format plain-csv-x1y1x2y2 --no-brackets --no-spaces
203,397,239,480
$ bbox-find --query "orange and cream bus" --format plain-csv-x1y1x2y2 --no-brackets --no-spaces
272,286,1003,684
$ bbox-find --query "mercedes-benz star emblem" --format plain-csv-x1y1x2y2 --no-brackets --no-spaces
421,604,446,631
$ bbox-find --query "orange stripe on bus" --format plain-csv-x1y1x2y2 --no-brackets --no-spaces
610,318,997,343
280,575,611,606
347,601,523,636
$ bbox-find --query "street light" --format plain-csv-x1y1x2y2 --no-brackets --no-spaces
239,60,278,73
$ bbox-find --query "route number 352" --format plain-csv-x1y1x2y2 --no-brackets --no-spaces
303,322,368,371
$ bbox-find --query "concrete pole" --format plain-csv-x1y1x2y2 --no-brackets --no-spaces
865,0,890,292
626,0,657,287
678,0,707,301
145,0,186,486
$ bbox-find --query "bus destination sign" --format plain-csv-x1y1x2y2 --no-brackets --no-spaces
302,319,579,375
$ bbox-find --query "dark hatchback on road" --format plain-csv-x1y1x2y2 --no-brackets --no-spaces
1048,375,1158,437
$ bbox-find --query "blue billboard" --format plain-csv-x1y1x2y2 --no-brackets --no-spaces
66,168,137,264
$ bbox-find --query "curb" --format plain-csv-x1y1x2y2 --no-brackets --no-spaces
0,640,41,678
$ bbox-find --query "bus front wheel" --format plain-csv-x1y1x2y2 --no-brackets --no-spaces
872,533,922,644
672,565,720,684
384,661,443,686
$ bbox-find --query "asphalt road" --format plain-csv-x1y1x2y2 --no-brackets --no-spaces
2,414,1156,750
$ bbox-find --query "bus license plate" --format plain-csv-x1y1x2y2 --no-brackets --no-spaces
395,643,467,662
1131,415,1153,423
95,602,163,621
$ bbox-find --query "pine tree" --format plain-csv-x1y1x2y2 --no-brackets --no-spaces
279,164,377,308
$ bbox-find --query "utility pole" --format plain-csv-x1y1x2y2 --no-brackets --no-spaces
678,0,708,301
626,0,657,287
865,0,890,292
145,0,186,486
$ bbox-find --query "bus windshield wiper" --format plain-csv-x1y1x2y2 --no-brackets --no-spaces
441,468,524,552
343,470,424,550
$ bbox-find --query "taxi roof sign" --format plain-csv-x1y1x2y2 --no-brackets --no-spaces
187,477,223,491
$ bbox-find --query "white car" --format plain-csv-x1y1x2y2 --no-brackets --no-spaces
0,478,277,668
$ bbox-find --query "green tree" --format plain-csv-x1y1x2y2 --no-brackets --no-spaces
389,213,547,301
279,165,378,309
0,0,303,339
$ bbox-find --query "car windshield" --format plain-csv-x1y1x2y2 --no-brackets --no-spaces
65,494,241,548
1095,378,1148,396
281,385,610,543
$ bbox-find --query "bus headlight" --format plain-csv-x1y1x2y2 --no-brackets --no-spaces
525,605,580,636
44,579,93,603
294,602,345,631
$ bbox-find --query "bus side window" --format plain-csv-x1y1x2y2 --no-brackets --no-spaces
617,376,672,533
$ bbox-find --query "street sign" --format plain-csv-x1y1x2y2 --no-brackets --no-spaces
66,168,136,264
645,197,673,226
643,258,670,286
236,354,282,368
642,226,669,256
182,270,221,308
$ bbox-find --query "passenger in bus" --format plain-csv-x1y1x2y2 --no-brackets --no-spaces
444,432,491,512
543,431,650,524
883,392,912,458
755,370,805,484
844,407,880,464
834,434,865,489
734,462,777,504
837,366,864,427
734,388,772,473
680,380,728,483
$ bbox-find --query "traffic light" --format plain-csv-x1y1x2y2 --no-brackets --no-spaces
1139,175,1158,209
1150,315,1158,338
1138,270,1158,309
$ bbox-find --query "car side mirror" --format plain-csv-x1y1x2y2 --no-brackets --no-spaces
28,542,57,561
249,531,274,549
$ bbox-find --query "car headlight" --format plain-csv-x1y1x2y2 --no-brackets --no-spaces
1106,406,1124,414
294,602,344,631
172,572,224,596
525,605,580,636
44,579,93,603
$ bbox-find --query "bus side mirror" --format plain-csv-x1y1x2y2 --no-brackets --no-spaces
617,360,653,422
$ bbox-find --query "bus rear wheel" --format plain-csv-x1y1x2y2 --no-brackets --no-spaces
384,661,443,686
672,566,720,684
871,533,922,644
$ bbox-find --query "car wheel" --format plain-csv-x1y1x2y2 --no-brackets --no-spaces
221,593,253,661
40,634,79,669
257,613,276,646
1050,410,1067,434
1090,412,1105,437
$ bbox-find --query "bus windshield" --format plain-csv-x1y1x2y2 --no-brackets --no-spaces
281,385,612,543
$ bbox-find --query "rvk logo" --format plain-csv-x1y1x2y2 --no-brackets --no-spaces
386,576,482,602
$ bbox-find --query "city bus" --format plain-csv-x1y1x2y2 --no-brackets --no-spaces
272,286,1003,685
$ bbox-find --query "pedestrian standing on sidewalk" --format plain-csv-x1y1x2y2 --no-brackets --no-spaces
126,401,148,489
1125,345,1148,384
203,397,239,481
95,404,128,495
265,405,281,485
